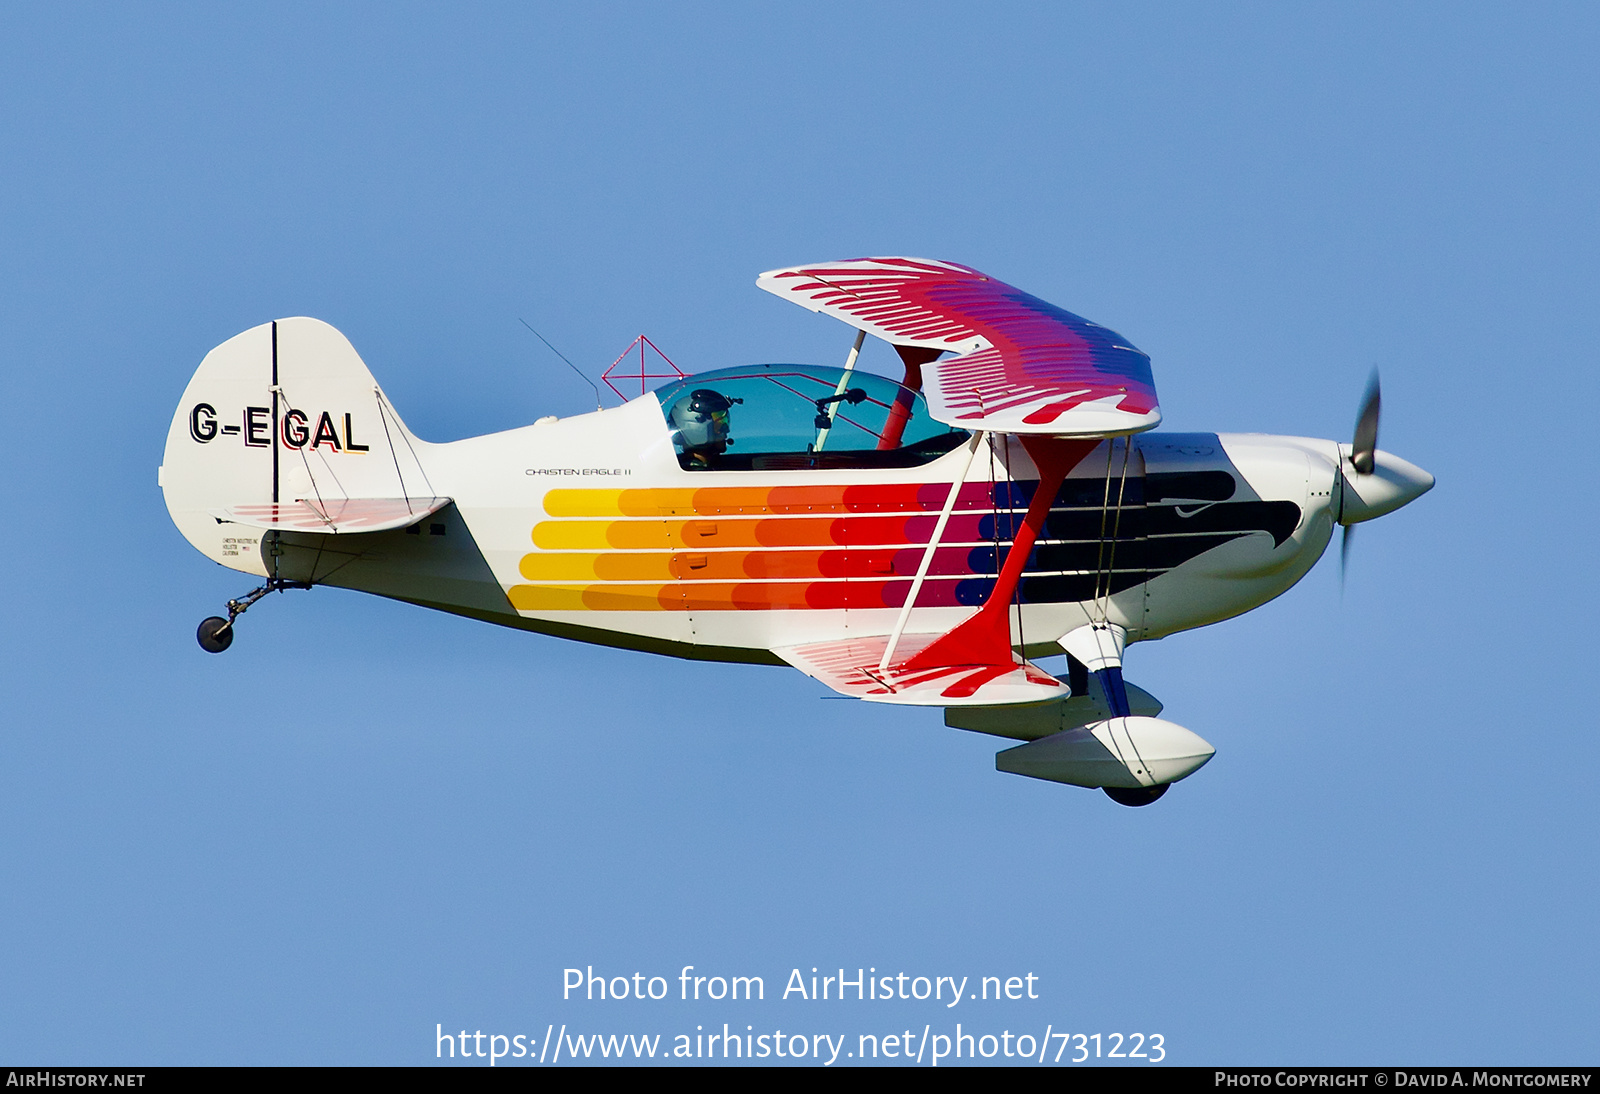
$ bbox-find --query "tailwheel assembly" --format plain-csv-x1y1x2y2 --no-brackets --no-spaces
195,578,311,653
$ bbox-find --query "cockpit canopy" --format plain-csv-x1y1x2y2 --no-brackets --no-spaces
654,364,968,471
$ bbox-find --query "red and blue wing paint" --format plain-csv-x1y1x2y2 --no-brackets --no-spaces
756,257,1160,436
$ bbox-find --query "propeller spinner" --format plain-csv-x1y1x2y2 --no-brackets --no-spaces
1336,370,1434,582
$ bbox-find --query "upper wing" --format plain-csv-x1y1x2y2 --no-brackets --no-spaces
756,257,1159,436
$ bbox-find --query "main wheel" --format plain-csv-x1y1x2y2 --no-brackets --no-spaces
197,617,234,653
1103,784,1168,807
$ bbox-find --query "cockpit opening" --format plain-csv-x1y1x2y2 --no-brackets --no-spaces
654,364,968,471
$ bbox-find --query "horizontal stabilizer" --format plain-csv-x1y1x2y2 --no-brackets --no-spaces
775,633,1066,707
209,496,451,534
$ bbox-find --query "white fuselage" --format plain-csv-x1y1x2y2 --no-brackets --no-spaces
186,392,1349,663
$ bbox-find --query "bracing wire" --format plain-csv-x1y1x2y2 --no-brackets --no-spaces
375,389,438,498
1093,438,1134,624
998,435,1024,658
374,389,411,505
1090,439,1117,615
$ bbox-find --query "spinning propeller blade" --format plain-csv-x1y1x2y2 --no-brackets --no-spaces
1341,370,1380,587
1351,370,1380,475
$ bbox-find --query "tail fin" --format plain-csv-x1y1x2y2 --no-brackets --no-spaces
161,318,438,576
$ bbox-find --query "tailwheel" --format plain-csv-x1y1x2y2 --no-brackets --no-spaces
1103,784,1169,807
196,617,234,653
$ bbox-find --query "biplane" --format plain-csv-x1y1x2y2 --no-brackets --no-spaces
160,258,1432,804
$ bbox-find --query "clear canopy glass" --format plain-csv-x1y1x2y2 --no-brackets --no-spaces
653,364,968,471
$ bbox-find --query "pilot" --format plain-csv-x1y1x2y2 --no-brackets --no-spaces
668,388,738,467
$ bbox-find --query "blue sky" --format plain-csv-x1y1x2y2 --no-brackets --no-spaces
2,2,1596,1066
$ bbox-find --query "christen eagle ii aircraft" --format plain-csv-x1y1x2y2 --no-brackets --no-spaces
161,258,1433,805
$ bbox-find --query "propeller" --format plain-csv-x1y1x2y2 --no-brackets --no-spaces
1352,370,1381,474
1340,370,1381,587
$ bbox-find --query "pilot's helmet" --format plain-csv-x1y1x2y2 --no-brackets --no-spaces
669,388,734,454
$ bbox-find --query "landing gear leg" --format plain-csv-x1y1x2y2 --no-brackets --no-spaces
195,578,312,653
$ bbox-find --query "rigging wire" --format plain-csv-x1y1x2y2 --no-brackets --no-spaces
1092,438,1134,625
376,389,438,497
990,435,1027,658
374,388,412,506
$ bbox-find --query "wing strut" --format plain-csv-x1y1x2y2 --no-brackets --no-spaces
813,329,866,453
782,433,1099,706
878,430,987,672
897,435,1099,671
877,344,942,451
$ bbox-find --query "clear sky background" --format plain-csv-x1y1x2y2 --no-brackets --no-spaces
2,2,1596,1067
